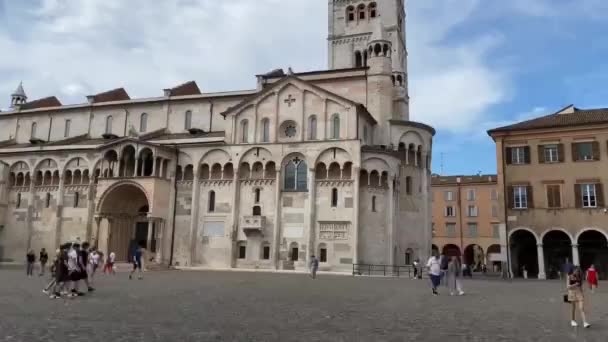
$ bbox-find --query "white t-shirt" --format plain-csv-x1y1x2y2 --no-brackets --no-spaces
90,252,100,265
67,248,79,271
109,252,115,263
426,256,441,276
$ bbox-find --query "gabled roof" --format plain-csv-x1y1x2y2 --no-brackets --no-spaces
88,88,130,103
164,81,201,96
488,106,608,135
20,96,62,110
220,74,361,118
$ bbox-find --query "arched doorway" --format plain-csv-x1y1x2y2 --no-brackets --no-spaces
510,230,538,278
578,230,608,280
464,244,484,271
486,244,502,273
442,244,461,257
98,183,151,262
542,230,572,279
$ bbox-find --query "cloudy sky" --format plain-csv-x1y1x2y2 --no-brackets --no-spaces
1,0,607,175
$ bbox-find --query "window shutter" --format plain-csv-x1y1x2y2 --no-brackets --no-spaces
526,185,534,208
571,143,578,162
554,186,561,208
507,186,514,209
546,186,553,208
597,183,605,207
505,147,512,165
523,146,529,163
557,144,565,162
538,145,545,163
574,184,582,208
592,141,600,160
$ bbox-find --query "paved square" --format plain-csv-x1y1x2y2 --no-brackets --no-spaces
0,269,606,341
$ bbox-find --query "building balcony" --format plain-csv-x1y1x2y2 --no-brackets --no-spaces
241,215,265,235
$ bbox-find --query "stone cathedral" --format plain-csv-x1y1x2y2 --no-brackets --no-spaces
0,0,434,272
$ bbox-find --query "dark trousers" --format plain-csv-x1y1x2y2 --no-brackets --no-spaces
26,262,34,276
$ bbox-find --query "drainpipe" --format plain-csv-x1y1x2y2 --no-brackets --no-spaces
168,147,179,266
501,137,512,279
456,178,464,257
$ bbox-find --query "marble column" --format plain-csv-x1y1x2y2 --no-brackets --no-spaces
352,167,360,264
271,169,282,270
152,156,157,177
134,158,139,177
537,244,546,280
306,168,316,261
25,173,36,251
572,244,580,266
53,175,65,249
388,175,395,265
188,171,201,266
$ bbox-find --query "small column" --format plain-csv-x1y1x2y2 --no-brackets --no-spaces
84,177,96,242
25,172,37,252
537,244,546,280
134,158,139,177
572,244,580,266
94,216,102,248
146,219,154,269
352,167,360,264
387,175,395,265
152,156,157,177
306,168,316,261
188,170,201,266
271,169,282,270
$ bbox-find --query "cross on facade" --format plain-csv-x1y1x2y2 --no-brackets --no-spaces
284,94,296,107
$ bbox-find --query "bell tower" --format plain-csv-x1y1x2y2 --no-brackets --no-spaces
10,82,27,108
327,0,409,120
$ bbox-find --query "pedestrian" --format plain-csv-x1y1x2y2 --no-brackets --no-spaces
26,249,35,277
89,247,100,282
42,249,60,295
426,251,441,295
67,243,82,297
309,255,319,279
567,267,590,328
104,251,116,275
129,245,143,280
586,264,598,293
78,242,94,292
522,265,528,279
413,259,419,279
439,253,448,286
39,248,49,276
447,256,465,296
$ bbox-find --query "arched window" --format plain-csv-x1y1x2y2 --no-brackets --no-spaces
254,188,261,203
363,50,368,67
184,110,192,130
261,242,271,260
346,6,355,22
357,4,366,20
140,113,148,132
355,51,362,67
30,122,37,139
45,193,51,208
253,205,261,216
331,188,338,207
290,243,299,261
284,158,308,191
16,193,21,208
319,243,328,263
261,118,270,142
372,196,377,212
208,191,216,212
74,192,79,208
308,116,317,140
331,114,340,139
240,120,249,143
238,241,247,259
369,2,377,18
64,119,71,138
105,116,113,134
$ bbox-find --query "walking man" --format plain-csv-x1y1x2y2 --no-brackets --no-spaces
39,248,49,276
129,245,143,280
309,255,319,279
427,251,441,295
26,250,36,277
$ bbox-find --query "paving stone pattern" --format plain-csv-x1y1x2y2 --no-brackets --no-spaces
0,269,607,341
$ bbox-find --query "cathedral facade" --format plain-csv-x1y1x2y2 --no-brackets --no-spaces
0,0,434,272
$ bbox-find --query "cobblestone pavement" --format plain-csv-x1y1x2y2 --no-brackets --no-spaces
0,269,607,342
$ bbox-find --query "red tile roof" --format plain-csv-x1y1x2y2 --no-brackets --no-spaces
488,107,608,134
20,96,62,110
90,88,130,103
166,81,201,96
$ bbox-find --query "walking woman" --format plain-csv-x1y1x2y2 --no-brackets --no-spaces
567,267,590,328
447,256,465,296
586,264,598,293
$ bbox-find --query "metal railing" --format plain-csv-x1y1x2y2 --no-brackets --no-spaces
352,263,426,278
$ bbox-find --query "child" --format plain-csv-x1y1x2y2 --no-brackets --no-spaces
586,264,598,293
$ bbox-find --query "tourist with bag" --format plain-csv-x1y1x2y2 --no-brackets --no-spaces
566,267,590,328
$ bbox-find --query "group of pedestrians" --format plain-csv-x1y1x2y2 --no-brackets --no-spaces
426,251,465,296
26,248,48,277
40,242,97,299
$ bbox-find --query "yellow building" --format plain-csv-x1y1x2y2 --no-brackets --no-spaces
431,175,503,272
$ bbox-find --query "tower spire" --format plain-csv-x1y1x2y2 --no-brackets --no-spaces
10,82,27,108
